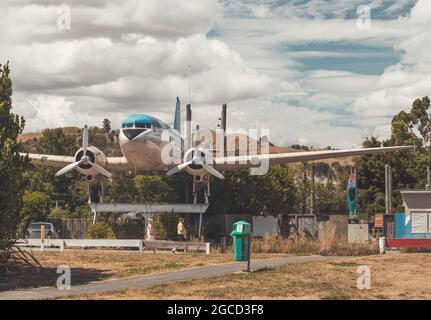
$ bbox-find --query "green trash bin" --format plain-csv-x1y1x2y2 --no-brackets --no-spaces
230,221,251,261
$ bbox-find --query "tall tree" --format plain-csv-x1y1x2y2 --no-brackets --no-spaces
27,128,83,210
355,97,431,214
0,62,29,264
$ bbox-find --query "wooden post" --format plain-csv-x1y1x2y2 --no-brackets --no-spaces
220,237,226,254
40,225,45,251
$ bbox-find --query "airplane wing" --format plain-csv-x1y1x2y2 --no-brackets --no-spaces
212,146,414,171
20,153,129,171
20,153,75,168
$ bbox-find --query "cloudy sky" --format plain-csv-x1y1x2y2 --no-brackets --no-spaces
1,0,430,148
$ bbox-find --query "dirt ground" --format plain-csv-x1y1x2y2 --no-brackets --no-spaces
0,249,287,291
65,253,431,300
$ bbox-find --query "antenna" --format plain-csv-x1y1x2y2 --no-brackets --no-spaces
187,64,191,103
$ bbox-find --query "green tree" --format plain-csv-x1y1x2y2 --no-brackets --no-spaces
134,175,174,203
355,97,431,214
25,128,87,212
21,191,52,231
209,165,299,216
0,62,29,263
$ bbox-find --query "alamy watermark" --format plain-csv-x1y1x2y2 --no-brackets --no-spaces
357,5,371,30
160,124,270,175
56,265,71,290
356,265,371,290
56,5,71,30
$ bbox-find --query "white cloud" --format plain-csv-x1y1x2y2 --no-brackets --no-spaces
2,0,428,149
349,0,431,140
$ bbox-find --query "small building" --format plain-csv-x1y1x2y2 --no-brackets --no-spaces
395,190,431,238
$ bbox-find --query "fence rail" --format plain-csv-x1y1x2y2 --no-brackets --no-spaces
16,239,210,254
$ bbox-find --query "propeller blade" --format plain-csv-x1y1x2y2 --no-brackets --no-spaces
55,161,80,177
166,160,193,176
83,125,89,156
88,161,112,178
201,163,225,179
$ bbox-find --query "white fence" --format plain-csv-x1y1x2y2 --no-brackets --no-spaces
16,239,210,254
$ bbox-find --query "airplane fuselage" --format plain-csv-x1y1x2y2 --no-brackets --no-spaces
118,114,177,172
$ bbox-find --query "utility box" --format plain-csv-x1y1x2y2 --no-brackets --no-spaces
230,221,251,261
348,222,369,243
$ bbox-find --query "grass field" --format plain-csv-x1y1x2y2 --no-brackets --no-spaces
64,253,431,300
0,249,288,291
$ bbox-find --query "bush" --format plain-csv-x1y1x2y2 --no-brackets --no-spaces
70,205,93,219
87,221,115,239
250,235,379,256
153,212,179,240
49,207,69,219
20,191,52,231
111,216,145,239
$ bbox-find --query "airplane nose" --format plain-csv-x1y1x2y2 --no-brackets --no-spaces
122,129,146,140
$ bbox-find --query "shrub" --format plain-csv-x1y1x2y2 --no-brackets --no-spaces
20,191,52,231
249,235,379,256
111,216,145,239
153,212,179,240
49,207,69,219
87,221,115,239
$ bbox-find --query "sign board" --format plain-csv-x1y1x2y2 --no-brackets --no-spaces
236,224,243,232
374,213,384,228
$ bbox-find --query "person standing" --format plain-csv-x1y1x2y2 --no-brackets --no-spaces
177,218,187,241
146,218,156,241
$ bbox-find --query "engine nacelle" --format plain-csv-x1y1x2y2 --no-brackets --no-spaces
183,147,210,179
74,146,107,176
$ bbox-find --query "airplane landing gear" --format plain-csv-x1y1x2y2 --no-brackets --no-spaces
192,175,210,205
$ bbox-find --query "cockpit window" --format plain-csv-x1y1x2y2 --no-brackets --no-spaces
135,123,151,129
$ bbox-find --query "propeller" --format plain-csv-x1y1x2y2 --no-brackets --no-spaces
55,125,112,178
166,146,225,179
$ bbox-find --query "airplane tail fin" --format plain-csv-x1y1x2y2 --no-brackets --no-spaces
173,97,181,133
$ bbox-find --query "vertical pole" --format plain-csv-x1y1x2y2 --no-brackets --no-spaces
385,165,393,215
186,104,192,150
40,225,45,251
198,208,203,240
185,104,193,204
92,203,97,225
302,163,307,215
246,234,251,272
385,164,389,214
221,237,226,254
427,166,431,190
388,166,392,215
221,104,227,157
310,165,315,215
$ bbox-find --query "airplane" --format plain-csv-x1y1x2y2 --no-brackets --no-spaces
21,97,414,202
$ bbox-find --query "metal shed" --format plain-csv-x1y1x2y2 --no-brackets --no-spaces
395,190,431,238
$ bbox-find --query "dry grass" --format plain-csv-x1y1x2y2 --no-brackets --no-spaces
69,253,431,300
0,249,290,291
250,233,379,256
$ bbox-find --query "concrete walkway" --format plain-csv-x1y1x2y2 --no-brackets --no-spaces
0,255,343,300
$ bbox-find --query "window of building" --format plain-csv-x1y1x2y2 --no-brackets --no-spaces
411,212,430,233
